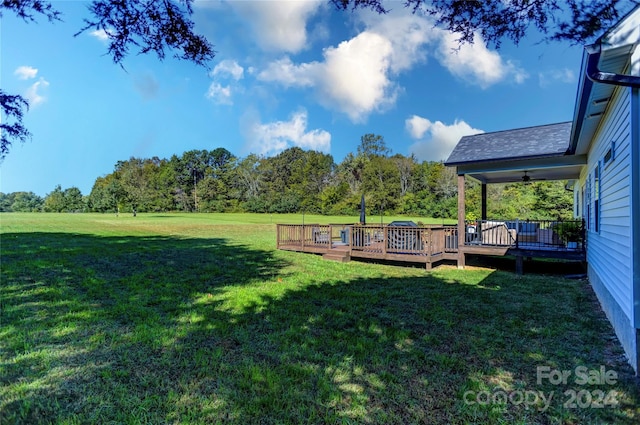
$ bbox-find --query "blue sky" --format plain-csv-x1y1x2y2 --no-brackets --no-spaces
1,1,585,197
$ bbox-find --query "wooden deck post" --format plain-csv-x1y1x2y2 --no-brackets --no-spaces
515,255,524,275
481,183,487,221
457,173,466,269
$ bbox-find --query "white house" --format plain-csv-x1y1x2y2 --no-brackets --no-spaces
445,6,640,373
569,6,640,374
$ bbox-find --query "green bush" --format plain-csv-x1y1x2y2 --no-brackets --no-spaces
554,221,582,243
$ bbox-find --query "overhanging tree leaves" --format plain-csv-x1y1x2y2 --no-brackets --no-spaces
0,0,214,158
332,0,638,47
76,0,215,67
0,0,61,22
0,91,31,161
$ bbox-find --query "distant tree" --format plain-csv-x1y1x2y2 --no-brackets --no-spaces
11,191,44,212
332,0,637,47
432,164,457,200
234,154,263,201
43,184,65,212
428,163,458,218
362,156,400,213
205,148,236,210
88,174,124,212
0,0,214,159
258,148,309,213
335,153,365,194
296,150,334,213
531,181,574,220
42,185,85,212
196,176,225,212
172,150,213,211
357,134,390,160
115,158,150,215
63,187,85,212
209,147,235,179
145,157,177,212
392,153,417,197
0,192,16,211
320,181,351,215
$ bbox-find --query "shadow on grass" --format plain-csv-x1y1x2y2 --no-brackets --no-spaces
465,255,587,276
1,232,638,424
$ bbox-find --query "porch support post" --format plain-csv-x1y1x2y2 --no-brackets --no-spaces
515,255,524,275
457,173,466,269
481,183,487,221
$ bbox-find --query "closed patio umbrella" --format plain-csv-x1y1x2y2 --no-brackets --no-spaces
360,194,366,225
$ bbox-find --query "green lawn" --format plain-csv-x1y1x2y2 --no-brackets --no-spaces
1,213,638,424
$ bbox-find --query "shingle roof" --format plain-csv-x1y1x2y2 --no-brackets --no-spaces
444,122,572,165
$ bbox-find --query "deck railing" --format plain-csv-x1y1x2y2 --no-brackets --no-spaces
464,219,585,251
276,223,353,249
277,223,457,256
277,220,586,268
351,224,458,256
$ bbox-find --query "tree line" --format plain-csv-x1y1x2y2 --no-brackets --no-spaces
0,134,573,220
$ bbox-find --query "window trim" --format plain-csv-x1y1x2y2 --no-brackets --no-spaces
603,140,615,167
594,162,601,233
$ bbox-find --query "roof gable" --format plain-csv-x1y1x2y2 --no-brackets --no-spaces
445,122,572,166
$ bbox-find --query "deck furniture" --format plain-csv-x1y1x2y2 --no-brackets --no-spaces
537,228,561,245
518,221,539,243
479,221,517,246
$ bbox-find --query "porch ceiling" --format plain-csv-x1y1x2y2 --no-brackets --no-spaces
456,155,587,184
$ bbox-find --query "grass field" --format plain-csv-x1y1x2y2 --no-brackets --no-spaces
1,213,639,424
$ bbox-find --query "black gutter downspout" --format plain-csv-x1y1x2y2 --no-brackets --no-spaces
585,43,640,88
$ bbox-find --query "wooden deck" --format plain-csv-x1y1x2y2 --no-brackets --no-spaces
277,221,586,272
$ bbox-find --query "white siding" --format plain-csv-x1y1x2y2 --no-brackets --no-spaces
577,86,634,322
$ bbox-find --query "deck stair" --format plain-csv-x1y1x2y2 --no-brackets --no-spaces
322,244,350,262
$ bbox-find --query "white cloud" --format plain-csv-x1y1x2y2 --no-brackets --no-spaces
206,82,233,105
538,68,575,87
25,77,50,107
259,31,400,123
257,9,522,122
14,66,38,80
244,110,331,156
407,116,484,162
212,59,244,80
89,29,110,42
228,0,323,53
405,115,432,139
258,57,317,88
319,31,397,122
357,12,436,73
437,32,528,88
207,60,244,104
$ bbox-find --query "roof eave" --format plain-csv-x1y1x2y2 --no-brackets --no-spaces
445,151,568,168
569,6,640,153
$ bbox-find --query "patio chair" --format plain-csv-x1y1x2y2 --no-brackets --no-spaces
517,221,539,243
312,227,330,244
